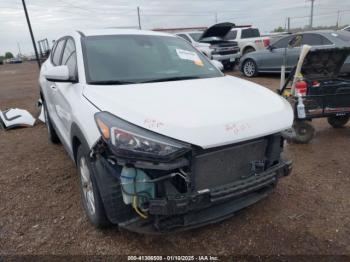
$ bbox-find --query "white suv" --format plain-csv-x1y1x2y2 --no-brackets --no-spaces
40,29,293,233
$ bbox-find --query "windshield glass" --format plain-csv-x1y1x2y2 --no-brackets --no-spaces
189,32,203,42
83,34,222,84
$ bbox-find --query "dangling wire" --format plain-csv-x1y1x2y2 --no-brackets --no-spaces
132,196,148,219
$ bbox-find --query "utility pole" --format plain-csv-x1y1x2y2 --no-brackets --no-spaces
308,0,315,29
214,12,218,23
21,0,41,68
17,42,22,57
336,10,340,29
287,17,290,33
137,6,141,30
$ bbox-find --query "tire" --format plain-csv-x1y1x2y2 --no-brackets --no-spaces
77,145,112,228
242,59,258,77
243,47,255,55
224,62,235,71
292,121,315,144
327,115,350,128
43,100,60,144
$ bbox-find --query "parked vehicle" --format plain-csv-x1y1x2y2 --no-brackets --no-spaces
8,58,23,64
175,31,212,58
280,46,350,143
224,27,271,55
239,30,350,77
176,23,240,69
342,26,350,32
39,29,293,233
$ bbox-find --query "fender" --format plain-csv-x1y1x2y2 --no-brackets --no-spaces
70,122,90,165
71,122,135,224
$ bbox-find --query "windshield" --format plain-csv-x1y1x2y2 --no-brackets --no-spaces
189,32,203,42
83,34,222,84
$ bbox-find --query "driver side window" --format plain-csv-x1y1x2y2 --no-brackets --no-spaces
51,39,66,66
273,36,292,49
61,38,77,79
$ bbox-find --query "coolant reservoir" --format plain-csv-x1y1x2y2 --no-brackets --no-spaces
120,167,155,205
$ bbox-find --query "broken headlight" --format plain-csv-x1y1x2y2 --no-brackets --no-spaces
94,112,190,161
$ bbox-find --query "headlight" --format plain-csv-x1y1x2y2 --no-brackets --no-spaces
94,112,190,161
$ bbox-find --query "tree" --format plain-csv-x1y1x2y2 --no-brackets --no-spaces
5,52,14,59
273,26,285,32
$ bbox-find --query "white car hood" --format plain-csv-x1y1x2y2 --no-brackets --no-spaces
83,75,293,149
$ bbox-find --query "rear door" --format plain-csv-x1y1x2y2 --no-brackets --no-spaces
286,33,335,69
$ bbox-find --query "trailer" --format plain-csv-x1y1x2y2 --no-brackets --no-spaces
279,46,350,143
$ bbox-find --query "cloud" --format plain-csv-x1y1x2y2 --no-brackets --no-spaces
0,0,349,55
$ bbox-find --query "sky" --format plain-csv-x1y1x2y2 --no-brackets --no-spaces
0,0,349,56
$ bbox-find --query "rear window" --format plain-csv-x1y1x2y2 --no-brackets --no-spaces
301,33,333,46
241,28,260,39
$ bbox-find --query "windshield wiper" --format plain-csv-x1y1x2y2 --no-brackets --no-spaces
89,80,136,85
138,76,204,83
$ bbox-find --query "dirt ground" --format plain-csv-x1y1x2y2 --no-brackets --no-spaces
0,62,349,256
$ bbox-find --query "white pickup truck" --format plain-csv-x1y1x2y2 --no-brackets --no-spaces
175,23,241,70
224,27,271,55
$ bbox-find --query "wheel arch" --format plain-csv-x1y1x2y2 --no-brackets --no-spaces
242,45,256,55
240,57,258,70
71,122,90,165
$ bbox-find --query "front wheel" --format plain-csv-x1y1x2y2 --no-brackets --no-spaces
77,145,111,228
292,121,315,144
242,59,258,77
327,115,350,128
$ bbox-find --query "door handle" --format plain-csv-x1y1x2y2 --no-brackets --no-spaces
50,85,57,90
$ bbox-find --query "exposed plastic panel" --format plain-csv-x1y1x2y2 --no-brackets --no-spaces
0,108,36,130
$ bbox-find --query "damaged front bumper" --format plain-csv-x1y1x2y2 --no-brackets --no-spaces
119,160,292,234
90,134,292,234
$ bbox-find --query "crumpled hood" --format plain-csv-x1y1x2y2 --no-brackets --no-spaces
83,75,293,148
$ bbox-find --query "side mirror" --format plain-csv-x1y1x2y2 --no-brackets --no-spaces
211,60,224,71
267,45,276,51
44,65,71,82
288,35,303,48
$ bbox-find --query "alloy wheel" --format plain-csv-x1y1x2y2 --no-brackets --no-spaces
243,60,256,77
80,157,96,216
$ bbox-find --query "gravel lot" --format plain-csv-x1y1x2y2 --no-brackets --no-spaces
1,62,349,256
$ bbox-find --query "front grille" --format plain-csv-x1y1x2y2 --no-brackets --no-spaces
213,47,239,56
218,50,238,55
192,137,277,190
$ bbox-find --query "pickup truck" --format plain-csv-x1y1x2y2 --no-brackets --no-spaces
176,23,241,70
225,27,271,55
175,31,212,58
